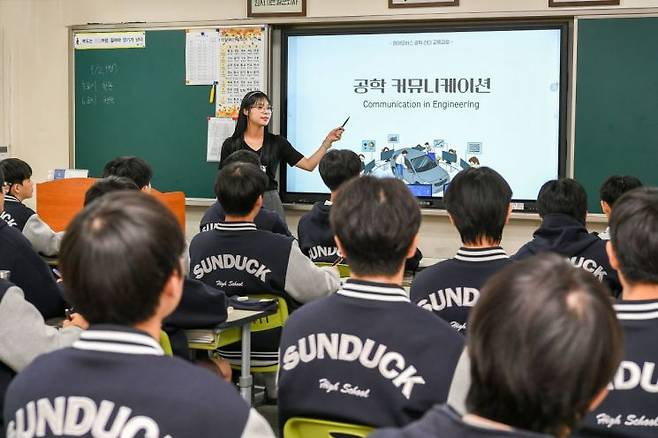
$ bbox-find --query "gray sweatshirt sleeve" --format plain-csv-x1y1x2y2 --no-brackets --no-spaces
22,214,64,257
284,240,340,303
240,408,276,438
0,286,81,371
447,348,471,415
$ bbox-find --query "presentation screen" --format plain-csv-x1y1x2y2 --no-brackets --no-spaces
282,24,567,209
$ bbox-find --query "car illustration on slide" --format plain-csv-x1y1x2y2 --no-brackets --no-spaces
389,148,449,193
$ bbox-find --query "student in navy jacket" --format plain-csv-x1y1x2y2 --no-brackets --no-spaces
297,149,422,270
597,175,643,241
201,150,291,236
373,253,623,438
411,167,513,334
513,178,621,296
579,187,658,438
0,168,64,319
278,176,464,430
4,192,274,438
0,158,63,256
189,161,340,366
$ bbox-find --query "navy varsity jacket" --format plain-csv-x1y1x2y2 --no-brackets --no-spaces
512,214,621,296
277,279,464,429
578,299,658,437
0,220,64,319
297,201,423,270
3,325,275,437
371,404,550,438
189,222,339,364
1,195,63,256
200,201,291,237
411,247,513,334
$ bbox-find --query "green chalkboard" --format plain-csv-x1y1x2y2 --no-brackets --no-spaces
74,30,217,198
575,17,658,212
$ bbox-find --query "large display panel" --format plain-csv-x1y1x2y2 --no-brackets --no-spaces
282,24,568,209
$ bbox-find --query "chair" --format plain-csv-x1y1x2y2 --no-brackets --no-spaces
315,262,351,278
217,294,289,373
283,417,373,438
36,178,186,231
159,330,173,356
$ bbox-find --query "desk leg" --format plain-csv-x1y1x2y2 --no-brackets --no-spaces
239,324,252,404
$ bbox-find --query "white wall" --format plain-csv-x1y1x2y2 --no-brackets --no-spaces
0,0,642,257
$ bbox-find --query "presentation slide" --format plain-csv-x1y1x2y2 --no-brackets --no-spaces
285,28,563,200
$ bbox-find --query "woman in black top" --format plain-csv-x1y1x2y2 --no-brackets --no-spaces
219,91,344,219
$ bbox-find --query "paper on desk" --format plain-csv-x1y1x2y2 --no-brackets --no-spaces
207,117,235,162
185,29,220,85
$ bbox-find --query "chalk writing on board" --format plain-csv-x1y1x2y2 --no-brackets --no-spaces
82,64,118,105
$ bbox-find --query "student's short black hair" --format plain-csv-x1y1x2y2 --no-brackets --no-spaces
445,167,512,245
60,192,184,325
537,178,587,224
0,158,32,185
331,176,420,276
102,156,153,189
467,253,622,436
222,149,262,168
609,187,658,285
599,175,643,206
0,167,4,187
84,176,140,206
319,150,361,191
215,162,268,216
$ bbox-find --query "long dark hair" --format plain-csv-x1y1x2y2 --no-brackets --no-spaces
223,91,275,165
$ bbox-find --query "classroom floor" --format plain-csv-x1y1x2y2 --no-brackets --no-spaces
256,404,279,436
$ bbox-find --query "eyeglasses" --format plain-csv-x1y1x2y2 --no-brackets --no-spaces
252,104,273,113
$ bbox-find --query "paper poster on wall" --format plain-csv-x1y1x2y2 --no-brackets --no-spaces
185,29,220,85
207,117,236,162
216,26,267,118
74,32,146,50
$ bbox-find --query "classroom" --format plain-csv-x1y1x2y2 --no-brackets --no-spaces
1,0,658,437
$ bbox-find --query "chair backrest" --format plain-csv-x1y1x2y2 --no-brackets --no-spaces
36,178,97,232
249,294,289,333
283,417,373,438
315,262,351,278
36,179,186,231
159,330,173,356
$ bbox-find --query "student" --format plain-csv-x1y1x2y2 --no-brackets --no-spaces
201,150,291,236
84,175,139,205
598,175,642,240
3,192,274,437
189,162,340,366
278,176,464,429
579,187,658,437
297,149,361,263
0,175,65,319
0,158,63,256
513,178,621,296
373,253,623,438
411,167,513,334
101,156,152,190
219,90,344,219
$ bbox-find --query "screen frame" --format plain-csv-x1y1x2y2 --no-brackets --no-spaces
279,20,570,212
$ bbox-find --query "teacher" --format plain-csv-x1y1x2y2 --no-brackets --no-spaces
219,90,344,220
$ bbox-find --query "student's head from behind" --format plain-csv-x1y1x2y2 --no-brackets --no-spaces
60,192,185,326
607,187,658,287
222,149,262,168
215,162,268,217
319,149,361,192
0,158,33,201
466,253,622,437
599,175,643,218
84,176,139,206
537,178,587,224
331,176,420,277
102,156,153,191
445,167,512,246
